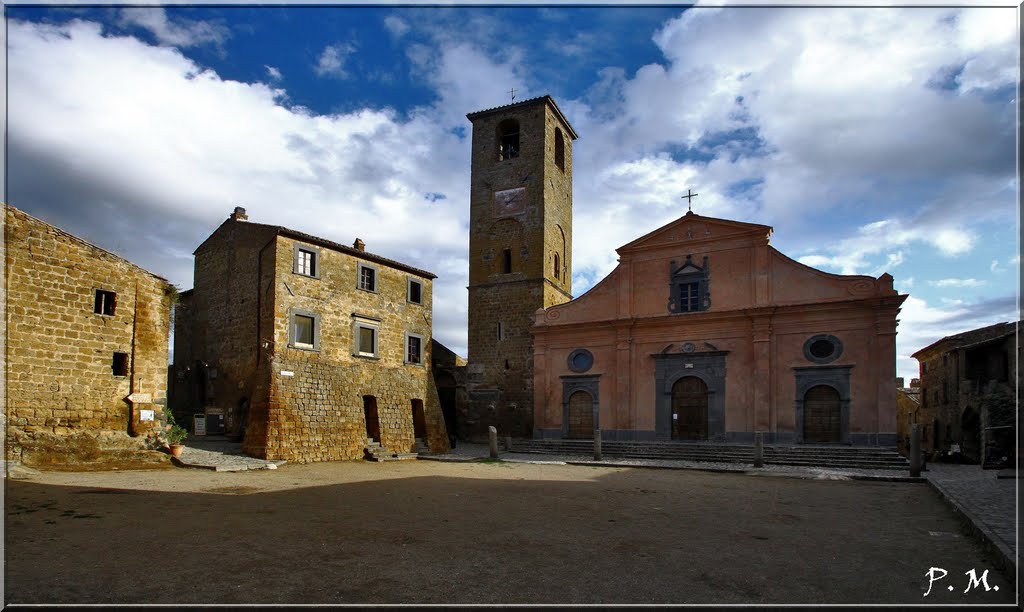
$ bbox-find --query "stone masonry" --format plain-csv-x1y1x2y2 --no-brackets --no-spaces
5,205,173,466
464,96,577,439
173,209,450,463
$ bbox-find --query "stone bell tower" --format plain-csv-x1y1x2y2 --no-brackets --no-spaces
463,95,577,439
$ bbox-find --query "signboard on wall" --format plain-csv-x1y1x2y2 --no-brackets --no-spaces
193,415,207,436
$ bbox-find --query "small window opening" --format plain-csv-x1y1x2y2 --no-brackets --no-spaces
408,280,422,304
505,359,510,370
502,248,512,273
407,335,422,364
497,322,504,341
296,249,317,277
293,315,314,347
112,352,129,376
359,265,377,292
359,326,377,356
553,253,560,280
555,128,565,171
678,281,700,312
94,290,116,316
498,119,520,160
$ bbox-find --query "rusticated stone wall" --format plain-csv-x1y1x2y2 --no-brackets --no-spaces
5,205,172,466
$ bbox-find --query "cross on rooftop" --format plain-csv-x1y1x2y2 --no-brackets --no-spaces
681,189,698,212
509,87,516,102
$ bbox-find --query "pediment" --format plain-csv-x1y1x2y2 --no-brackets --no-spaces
616,211,772,255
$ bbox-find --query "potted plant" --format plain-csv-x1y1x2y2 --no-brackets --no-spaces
164,410,188,458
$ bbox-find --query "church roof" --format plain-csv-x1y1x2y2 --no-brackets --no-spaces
616,211,773,255
466,95,579,140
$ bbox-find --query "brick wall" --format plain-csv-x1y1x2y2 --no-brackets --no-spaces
5,206,172,465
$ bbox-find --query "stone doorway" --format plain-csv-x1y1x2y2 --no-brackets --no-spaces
803,385,841,443
566,390,594,439
672,376,709,440
411,399,427,440
363,395,381,443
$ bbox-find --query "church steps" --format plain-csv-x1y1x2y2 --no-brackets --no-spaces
509,439,909,470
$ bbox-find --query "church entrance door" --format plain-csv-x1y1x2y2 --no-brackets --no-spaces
672,376,708,440
566,391,594,439
803,385,841,443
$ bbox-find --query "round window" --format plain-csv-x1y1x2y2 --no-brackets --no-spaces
803,334,842,364
567,349,594,373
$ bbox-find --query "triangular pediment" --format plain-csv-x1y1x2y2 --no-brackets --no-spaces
616,212,773,255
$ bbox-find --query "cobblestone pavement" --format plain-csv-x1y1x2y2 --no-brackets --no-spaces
922,463,1018,574
175,436,285,472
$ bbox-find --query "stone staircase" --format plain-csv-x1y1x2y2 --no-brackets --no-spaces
414,437,431,455
509,439,910,470
364,439,418,462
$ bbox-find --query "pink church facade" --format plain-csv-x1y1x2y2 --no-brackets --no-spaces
532,212,907,445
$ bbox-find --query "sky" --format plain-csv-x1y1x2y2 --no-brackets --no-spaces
4,3,1019,383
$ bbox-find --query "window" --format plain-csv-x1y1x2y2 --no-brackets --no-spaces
498,119,520,160
94,290,116,316
405,333,423,365
293,245,320,278
922,362,928,374
553,253,560,280
288,309,320,351
803,334,843,364
502,248,512,274
555,127,565,171
408,278,423,304
353,316,380,358
497,321,504,341
112,352,129,376
667,255,710,314
358,263,377,292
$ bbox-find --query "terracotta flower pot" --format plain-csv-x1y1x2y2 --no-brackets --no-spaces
169,444,185,458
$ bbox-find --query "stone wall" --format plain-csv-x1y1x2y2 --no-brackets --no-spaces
5,206,172,465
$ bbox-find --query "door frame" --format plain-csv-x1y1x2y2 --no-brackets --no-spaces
793,365,852,444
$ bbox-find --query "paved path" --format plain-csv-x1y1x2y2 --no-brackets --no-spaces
175,438,1017,575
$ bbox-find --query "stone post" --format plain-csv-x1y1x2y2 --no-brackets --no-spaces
488,426,499,459
753,431,764,468
910,424,921,477
504,436,512,452
594,429,602,460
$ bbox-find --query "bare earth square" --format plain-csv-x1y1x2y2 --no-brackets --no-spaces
3,461,1017,605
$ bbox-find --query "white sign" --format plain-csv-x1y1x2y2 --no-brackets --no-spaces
684,364,694,369
193,415,207,436
139,410,154,422
672,414,678,420
280,370,294,377
127,392,152,403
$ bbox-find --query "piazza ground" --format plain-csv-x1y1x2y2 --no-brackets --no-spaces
3,460,1017,605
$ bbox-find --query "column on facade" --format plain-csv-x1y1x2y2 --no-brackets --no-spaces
875,311,899,437
751,313,773,435
615,323,632,435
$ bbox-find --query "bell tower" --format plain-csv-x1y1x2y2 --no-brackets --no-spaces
463,95,577,439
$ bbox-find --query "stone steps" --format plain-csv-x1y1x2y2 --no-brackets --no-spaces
365,439,418,462
414,437,431,455
509,439,909,470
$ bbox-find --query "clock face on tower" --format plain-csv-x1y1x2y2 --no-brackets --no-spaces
494,187,526,216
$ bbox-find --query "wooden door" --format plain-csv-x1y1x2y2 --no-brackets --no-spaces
804,385,841,443
566,391,594,439
672,377,708,440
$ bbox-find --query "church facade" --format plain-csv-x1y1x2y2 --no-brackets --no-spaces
531,213,907,445
461,95,907,446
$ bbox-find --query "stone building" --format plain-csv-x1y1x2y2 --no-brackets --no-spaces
531,212,908,444
911,321,1019,466
895,378,931,458
171,208,449,462
463,96,577,439
4,204,173,467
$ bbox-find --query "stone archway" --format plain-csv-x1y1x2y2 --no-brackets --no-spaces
566,390,594,439
803,385,841,443
672,376,709,440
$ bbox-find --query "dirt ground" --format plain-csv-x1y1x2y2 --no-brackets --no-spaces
3,460,1018,606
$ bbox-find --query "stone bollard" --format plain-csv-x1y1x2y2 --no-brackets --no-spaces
753,431,764,468
594,429,602,461
488,426,499,459
910,424,921,477
504,436,512,452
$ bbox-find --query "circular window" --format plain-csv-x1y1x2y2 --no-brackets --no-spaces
567,349,594,373
803,334,842,364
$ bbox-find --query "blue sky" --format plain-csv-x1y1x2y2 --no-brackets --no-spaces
4,3,1019,383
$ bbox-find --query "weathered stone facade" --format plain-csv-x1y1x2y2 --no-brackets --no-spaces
464,96,576,439
172,208,449,462
911,321,1019,465
5,205,173,466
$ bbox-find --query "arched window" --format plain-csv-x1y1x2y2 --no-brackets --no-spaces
553,252,560,279
554,127,565,171
498,119,520,160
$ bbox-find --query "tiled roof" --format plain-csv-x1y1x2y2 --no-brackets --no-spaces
911,321,1017,359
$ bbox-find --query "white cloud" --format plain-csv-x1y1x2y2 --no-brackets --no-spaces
383,15,410,38
265,65,282,81
928,278,985,288
315,43,358,79
118,7,228,48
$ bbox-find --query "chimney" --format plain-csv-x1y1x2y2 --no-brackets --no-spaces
896,377,905,389
230,206,248,221
910,378,921,388
353,238,365,252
